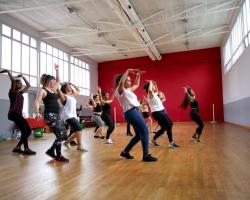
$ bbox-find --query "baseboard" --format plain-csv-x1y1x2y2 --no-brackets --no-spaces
225,121,250,130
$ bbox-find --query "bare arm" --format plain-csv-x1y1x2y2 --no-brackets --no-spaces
130,71,145,91
57,88,67,105
184,87,195,102
147,81,154,99
89,94,97,108
0,69,15,91
35,89,46,117
97,87,103,105
70,83,80,97
19,75,30,93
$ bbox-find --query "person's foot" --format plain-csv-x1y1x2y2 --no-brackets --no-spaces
192,133,197,140
168,143,180,149
77,146,88,152
70,141,78,146
63,142,71,149
126,132,133,136
105,138,113,144
55,155,69,162
46,149,56,159
194,139,201,143
12,147,23,154
94,135,100,138
142,154,157,162
150,139,160,147
120,151,134,159
99,136,105,139
23,148,36,155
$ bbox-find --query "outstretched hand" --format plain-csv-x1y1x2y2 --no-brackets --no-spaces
54,64,59,70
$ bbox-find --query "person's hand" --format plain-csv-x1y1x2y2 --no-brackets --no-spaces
127,68,140,74
136,71,146,76
183,87,187,93
0,69,9,73
35,112,41,119
146,80,153,83
54,64,59,71
16,74,23,78
97,86,101,92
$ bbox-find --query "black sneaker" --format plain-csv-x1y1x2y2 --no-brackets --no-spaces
55,155,69,162
120,151,134,159
12,147,23,154
70,141,78,146
94,135,100,138
192,133,197,140
46,149,56,159
150,139,160,147
23,149,36,155
143,154,157,162
99,136,105,139
126,132,133,136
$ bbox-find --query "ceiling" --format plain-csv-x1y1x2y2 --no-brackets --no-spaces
0,0,242,62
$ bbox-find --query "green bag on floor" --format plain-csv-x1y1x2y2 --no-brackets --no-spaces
35,128,44,137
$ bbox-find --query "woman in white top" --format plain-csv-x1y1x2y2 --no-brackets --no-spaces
115,69,157,162
144,80,180,149
59,83,87,151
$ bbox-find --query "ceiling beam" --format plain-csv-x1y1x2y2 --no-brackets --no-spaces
0,0,82,15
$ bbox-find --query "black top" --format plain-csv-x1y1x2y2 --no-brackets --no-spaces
8,90,23,115
94,103,102,112
102,103,111,114
42,88,60,114
189,100,199,111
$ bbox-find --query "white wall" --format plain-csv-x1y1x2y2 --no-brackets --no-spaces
222,45,250,127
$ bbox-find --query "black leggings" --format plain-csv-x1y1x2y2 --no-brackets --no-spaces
190,110,204,135
152,110,173,142
44,113,67,157
8,112,31,149
101,113,114,139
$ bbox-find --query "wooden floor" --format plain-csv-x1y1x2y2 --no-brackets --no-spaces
0,122,250,200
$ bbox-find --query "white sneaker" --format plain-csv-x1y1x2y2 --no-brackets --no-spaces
105,138,113,144
77,146,88,152
63,142,71,149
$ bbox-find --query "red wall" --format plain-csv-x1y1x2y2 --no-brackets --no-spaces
98,47,224,123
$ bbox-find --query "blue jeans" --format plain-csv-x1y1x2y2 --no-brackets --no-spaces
123,107,149,157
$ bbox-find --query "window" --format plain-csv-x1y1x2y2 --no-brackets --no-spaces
223,0,250,72
1,24,38,87
70,56,90,96
40,42,69,82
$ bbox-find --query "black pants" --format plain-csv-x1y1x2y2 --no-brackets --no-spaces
44,113,67,157
8,112,31,149
101,113,114,139
190,110,204,135
152,110,173,142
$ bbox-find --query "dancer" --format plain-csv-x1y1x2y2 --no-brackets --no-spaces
144,80,180,149
60,82,87,151
140,98,152,133
115,69,157,162
88,91,105,139
0,69,36,155
98,88,115,144
35,64,68,162
180,86,204,143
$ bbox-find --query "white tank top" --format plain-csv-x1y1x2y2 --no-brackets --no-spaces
62,95,77,121
147,93,164,113
117,88,140,112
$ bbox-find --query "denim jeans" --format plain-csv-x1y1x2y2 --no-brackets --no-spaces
123,107,149,157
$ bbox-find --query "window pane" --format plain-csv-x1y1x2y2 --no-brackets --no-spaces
22,44,29,74
53,48,58,57
82,61,85,68
23,93,29,117
22,34,29,44
59,59,64,81
12,41,21,72
30,48,37,76
30,38,37,48
64,53,68,61
59,50,63,59
30,76,37,87
74,58,78,65
40,52,46,75
47,45,52,55
86,70,90,89
13,29,21,41
2,24,11,37
40,42,46,52
70,64,75,83
86,63,89,70
47,55,52,75
64,61,68,82
75,66,79,86
1,36,11,69
70,56,74,63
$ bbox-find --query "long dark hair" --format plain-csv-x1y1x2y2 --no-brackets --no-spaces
61,83,67,94
114,74,123,87
180,87,194,110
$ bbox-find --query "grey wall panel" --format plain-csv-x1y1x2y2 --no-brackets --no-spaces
224,97,250,127
0,99,14,139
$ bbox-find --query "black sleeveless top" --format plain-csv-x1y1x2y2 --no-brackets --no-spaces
42,88,60,114
94,103,102,112
102,103,111,114
8,90,24,115
189,100,199,111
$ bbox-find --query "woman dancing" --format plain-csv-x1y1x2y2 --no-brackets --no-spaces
98,88,115,144
35,64,68,162
144,80,180,149
180,86,204,143
60,82,87,151
0,69,36,155
115,69,157,162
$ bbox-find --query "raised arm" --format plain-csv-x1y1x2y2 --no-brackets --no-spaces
184,87,195,102
70,83,80,97
131,70,145,91
147,80,154,99
57,88,67,105
97,87,103,105
0,69,15,91
35,89,46,118
89,94,97,108
19,74,30,93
